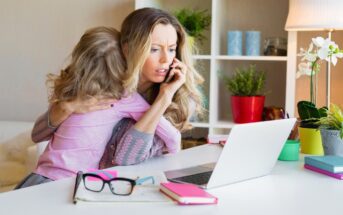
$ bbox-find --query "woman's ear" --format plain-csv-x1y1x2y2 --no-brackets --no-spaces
122,43,128,59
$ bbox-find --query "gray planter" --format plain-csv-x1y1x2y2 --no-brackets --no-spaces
320,129,343,156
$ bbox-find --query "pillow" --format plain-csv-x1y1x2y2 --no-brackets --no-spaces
0,130,35,190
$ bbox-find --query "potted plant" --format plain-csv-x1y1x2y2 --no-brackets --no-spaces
174,9,211,45
224,65,266,123
318,104,343,156
296,37,343,154
297,101,327,155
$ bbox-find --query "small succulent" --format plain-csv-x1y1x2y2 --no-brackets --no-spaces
318,104,343,139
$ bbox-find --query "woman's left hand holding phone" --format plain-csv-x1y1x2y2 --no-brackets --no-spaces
160,58,186,102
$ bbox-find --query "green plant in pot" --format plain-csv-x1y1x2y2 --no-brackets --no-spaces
297,101,327,128
296,37,343,155
297,101,327,155
224,65,266,123
174,9,211,45
318,104,343,156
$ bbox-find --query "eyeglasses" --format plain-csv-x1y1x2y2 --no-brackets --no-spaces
81,172,155,196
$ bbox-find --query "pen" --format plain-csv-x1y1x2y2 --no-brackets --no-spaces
73,171,83,204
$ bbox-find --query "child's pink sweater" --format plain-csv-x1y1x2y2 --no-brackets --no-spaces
34,92,181,180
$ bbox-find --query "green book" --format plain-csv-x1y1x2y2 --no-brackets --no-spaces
304,156,343,173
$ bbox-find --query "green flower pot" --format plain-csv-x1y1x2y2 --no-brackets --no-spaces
278,140,300,161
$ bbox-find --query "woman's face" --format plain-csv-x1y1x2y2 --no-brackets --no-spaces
140,24,178,89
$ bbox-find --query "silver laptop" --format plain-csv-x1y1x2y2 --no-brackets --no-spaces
165,118,296,189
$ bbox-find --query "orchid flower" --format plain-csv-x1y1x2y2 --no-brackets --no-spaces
297,37,343,105
296,62,312,78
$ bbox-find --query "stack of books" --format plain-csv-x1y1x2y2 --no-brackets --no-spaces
304,155,343,180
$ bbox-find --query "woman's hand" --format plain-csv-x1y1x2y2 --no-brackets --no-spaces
61,96,117,114
159,58,186,102
49,96,116,127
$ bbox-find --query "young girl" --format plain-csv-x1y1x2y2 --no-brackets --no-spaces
30,8,204,172
15,26,181,189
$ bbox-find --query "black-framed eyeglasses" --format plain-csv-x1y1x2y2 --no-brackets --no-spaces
81,172,155,196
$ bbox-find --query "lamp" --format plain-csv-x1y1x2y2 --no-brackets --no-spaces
285,0,343,107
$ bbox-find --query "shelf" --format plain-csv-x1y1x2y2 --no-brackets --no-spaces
190,122,210,128
193,55,288,61
193,55,211,60
215,55,288,61
135,0,294,136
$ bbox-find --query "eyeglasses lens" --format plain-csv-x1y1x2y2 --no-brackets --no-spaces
110,180,132,195
83,176,104,192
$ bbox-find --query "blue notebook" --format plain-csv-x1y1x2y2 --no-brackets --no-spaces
304,156,343,173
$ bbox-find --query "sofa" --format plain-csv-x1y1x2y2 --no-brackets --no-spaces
0,121,48,192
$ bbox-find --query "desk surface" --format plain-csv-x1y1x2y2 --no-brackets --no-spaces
1,144,343,215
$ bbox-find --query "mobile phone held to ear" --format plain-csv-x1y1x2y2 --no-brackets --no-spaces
164,66,174,83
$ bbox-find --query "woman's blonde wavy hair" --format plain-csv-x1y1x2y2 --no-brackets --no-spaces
47,27,127,103
120,8,204,132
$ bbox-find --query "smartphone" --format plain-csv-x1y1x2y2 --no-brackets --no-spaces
164,66,173,83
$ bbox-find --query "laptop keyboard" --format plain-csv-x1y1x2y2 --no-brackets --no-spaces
172,171,213,185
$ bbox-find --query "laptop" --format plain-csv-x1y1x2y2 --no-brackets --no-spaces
165,118,296,189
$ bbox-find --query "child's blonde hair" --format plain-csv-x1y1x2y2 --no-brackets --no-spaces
120,8,204,131
47,27,126,103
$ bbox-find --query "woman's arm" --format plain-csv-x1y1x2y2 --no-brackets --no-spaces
113,127,166,165
131,59,186,152
112,91,182,165
99,118,167,168
31,98,116,143
31,110,57,143
115,59,186,157
31,102,73,143
124,92,181,153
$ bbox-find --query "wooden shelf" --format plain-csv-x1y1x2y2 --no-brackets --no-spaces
193,55,211,60
213,121,236,129
190,122,210,128
135,0,295,137
216,55,288,61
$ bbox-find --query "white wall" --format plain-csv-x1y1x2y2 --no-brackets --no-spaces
0,0,134,121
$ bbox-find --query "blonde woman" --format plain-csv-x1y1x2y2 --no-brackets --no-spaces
15,25,181,189
30,8,204,172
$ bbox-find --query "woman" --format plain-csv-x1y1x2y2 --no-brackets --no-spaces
31,7,204,170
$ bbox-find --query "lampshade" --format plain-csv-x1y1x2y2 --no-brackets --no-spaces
285,0,343,31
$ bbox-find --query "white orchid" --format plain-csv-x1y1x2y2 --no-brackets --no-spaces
312,37,342,65
297,37,343,105
298,43,316,62
296,62,312,78
312,37,326,48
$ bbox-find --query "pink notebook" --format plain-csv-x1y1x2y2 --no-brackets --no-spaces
304,164,343,180
160,182,218,205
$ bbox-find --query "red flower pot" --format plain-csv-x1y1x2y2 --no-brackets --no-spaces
231,96,265,123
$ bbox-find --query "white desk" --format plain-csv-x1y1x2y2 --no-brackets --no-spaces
1,144,343,215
